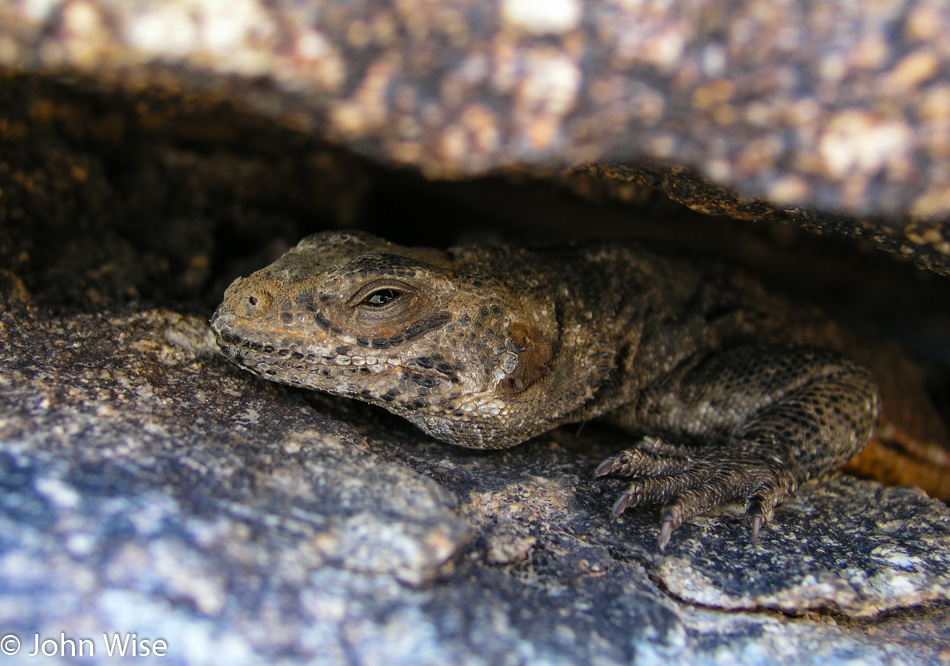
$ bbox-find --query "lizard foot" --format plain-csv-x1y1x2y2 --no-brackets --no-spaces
595,437,795,550
594,346,878,549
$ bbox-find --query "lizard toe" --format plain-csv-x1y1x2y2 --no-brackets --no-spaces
744,495,772,543
654,466,795,548
603,443,806,548
611,466,717,517
743,472,797,542
595,437,695,479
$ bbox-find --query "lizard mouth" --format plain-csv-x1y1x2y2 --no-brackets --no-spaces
209,299,486,423
211,299,462,377
213,326,394,377
210,313,468,406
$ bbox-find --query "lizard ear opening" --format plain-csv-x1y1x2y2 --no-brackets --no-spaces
500,321,553,394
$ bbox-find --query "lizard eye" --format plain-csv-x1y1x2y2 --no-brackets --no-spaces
348,281,420,323
361,288,401,307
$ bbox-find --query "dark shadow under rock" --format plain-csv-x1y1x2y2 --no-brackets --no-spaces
2,303,949,663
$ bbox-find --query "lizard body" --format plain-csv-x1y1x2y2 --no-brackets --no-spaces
211,231,879,548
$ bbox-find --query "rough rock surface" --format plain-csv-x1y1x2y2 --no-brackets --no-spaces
3,0,950,223
575,163,950,277
2,35,950,666
1,303,950,664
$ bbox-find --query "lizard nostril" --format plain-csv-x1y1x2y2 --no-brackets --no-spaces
241,289,272,316
221,276,275,319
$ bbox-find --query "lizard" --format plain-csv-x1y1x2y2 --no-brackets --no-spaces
210,230,881,549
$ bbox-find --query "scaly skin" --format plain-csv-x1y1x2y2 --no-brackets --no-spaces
211,231,879,549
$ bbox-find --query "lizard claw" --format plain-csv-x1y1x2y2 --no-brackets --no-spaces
612,492,633,518
594,437,694,479
745,492,780,544
746,495,765,543
749,513,764,544
657,507,679,551
597,442,796,548
594,456,624,478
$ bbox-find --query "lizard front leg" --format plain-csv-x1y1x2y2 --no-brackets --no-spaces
596,345,879,549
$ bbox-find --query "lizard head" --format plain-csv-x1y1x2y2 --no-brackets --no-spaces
211,231,557,449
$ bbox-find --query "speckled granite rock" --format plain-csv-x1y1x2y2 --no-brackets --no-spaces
1,303,949,664
0,307,470,658
2,47,950,666
654,478,950,617
3,0,950,223
574,162,950,276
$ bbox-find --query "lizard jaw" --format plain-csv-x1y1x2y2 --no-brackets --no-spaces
211,306,508,427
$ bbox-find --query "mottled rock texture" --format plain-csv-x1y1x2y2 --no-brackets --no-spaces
2,0,950,276
576,163,950,277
